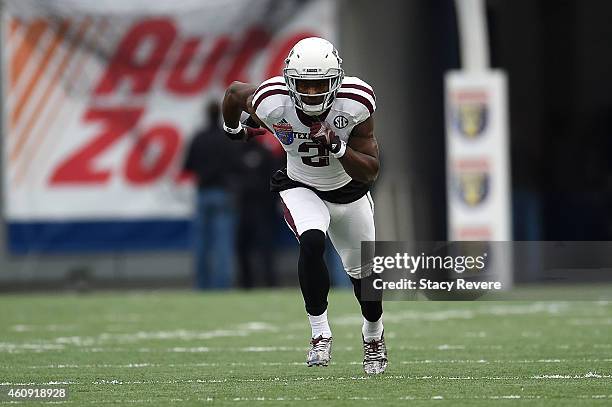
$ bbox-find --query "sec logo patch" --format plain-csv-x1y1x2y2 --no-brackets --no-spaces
333,115,348,129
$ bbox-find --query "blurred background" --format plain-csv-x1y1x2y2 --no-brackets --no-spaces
1,0,611,292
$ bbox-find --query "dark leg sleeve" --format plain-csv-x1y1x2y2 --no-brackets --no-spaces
298,229,330,316
350,274,383,322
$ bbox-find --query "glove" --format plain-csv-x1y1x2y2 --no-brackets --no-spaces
223,119,266,141
242,116,267,141
243,125,267,141
309,121,345,157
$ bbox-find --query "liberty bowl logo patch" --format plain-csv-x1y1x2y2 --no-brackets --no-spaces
453,159,490,207
456,171,490,207
272,119,294,145
451,90,489,139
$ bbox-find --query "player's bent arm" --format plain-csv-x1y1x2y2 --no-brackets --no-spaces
222,81,268,130
222,81,257,127
339,116,380,184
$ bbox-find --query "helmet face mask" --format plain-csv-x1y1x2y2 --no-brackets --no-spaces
283,38,344,116
295,79,329,106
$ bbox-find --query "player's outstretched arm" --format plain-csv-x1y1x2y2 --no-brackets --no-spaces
222,81,267,141
340,116,380,184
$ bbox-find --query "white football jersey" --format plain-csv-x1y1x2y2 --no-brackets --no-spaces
252,76,376,191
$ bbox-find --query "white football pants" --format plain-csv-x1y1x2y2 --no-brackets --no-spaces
279,187,375,279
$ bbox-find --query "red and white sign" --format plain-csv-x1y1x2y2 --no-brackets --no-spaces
2,0,336,220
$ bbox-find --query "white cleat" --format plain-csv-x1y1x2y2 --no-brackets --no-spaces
307,336,332,367
362,332,388,374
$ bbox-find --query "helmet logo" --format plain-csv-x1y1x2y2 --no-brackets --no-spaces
333,115,348,129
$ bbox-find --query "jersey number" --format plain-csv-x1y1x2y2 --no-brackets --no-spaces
298,142,330,167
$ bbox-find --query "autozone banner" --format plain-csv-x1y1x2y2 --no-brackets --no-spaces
2,0,336,252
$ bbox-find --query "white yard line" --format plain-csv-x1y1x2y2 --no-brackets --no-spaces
6,371,611,387
3,358,611,370
532,372,612,379
334,302,573,325
20,394,611,403
0,321,280,353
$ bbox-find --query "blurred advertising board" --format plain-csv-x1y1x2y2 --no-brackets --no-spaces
445,70,511,241
1,0,336,253
445,71,512,286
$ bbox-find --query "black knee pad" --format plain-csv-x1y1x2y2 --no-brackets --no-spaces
299,229,326,258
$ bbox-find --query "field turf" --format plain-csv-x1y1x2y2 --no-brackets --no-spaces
0,289,611,406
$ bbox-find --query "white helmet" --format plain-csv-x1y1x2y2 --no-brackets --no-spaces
283,37,344,116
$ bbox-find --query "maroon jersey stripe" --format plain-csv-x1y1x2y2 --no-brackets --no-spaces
253,89,289,111
340,83,376,101
253,81,286,100
336,92,374,114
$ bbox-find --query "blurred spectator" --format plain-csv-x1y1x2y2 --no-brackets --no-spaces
236,134,281,288
183,101,242,290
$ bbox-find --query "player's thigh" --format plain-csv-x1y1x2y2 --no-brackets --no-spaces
326,193,375,277
279,188,330,237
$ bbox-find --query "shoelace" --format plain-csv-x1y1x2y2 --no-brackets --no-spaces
364,339,384,361
310,336,331,353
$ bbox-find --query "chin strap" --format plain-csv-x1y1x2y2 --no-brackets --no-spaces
302,105,325,116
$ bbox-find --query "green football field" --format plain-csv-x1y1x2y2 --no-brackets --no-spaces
0,289,611,406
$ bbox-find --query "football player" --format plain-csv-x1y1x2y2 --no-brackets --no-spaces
221,37,387,374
